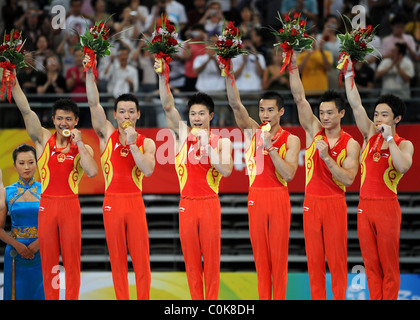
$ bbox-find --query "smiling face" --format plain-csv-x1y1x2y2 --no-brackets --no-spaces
52,109,79,137
189,104,214,130
319,101,344,129
14,151,37,183
114,100,140,129
258,99,284,127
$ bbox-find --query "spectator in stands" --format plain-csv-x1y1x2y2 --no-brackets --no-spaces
66,0,92,35
19,9,42,52
296,28,332,97
198,0,225,36
375,43,415,100
164,0,188,32
381,13,417,61
182,23,207,92
238,4,260,39
104,47,139,98
231,36,266,93
17,52,39,95
90,0,112,23
186,0,207,31
106,0,129,22
193,35,226,93
33,35,53,71
281,0,318,26
1,0,25,33
56,30,80,77
127,0,150,35
262,49,289,92
36,55,66,96
114,6,142,51
65,48,88,103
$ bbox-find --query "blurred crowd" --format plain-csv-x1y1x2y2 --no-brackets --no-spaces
2,0,420,127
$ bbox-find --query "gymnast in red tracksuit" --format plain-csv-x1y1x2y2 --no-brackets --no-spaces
345,60,414,300
155,58,233,300
289,52,360,300
85,57,156,300
221,61,300,300
11,74,98,300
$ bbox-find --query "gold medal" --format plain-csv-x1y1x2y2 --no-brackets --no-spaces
62,129,71,137
373,152,381,162
261,122,271,132
122,121,133,129
190,127,201,136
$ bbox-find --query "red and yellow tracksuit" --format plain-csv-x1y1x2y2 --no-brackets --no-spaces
304,129,352,300
37,133,84,300
358,133,406,300
175,132,223,300
245,127,291,300
101,129,151,300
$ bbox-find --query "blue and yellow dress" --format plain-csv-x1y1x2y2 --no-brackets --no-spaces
3,177,44,300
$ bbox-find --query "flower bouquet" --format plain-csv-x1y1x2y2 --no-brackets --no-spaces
271,12,313,73
144,16,185,92
336,16,379,85
0,30,28,102
78,17,112,78
208,20,248,83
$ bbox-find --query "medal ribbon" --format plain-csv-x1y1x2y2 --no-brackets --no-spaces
0,61,16,103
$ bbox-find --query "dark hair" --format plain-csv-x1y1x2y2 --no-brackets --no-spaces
114,93,140,111
187,92,215,114
375,94,406,121
13,144,37,163
319,90,346,112
52,98,80,118
395,42,407,56
260,91,284,110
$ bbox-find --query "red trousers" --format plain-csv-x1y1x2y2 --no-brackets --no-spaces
103,193,151,300
248,187,291,300
303,194,348,300
358,197,401,300
38,194,81,300
179,195,221,300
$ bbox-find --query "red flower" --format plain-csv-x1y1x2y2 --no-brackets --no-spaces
228,21,235,29
284,14,291,22
303,32,308,38
0,44,8,52
152,35,162,43
354,34,361,42
5,34,10,42
294,12,301,20
359,42,367,49
167,37,178,46
291,28,297,36
166,22,175,33
12,31,20,40
365,25,373,36
16,45,22,52
224,39,233,48
299,20,306,28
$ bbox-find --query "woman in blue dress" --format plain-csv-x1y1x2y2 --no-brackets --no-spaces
0,144,44,300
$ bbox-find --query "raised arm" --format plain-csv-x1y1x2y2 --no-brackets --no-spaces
154,58,188,142
222,61,259,135
10,71,51,152
84,55,115,146
344,59,376,141
289,52,321,138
